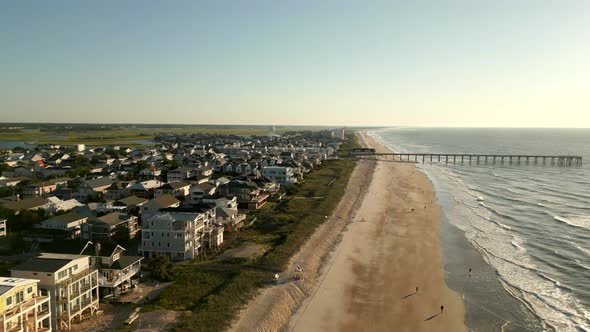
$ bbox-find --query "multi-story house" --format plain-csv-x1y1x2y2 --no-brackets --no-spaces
217,180,268,210
154,182,190,199
261,166,297,185
166,167,194,183
103,182,133,201
38,213,88,240
0,277,51,332
22,179,70,198
80,243,142,298
140,195,180,222
127,180,162,199
11,254,99,331
140,210,210,261
215,206,246,233
81,213,139,242
75,177,114,202
188,183,217,204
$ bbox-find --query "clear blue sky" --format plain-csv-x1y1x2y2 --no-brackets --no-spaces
1,1,589,127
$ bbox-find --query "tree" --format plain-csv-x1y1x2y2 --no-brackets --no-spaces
147,255,177,281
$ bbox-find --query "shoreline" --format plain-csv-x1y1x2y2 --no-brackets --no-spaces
425,167,546,332
369,129,546,331
231,131,467,331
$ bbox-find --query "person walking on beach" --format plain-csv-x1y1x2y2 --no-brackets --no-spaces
440,305,444,314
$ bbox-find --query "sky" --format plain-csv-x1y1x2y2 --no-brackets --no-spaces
1,1,589,127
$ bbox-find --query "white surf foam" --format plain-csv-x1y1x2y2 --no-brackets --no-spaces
553,215,590,230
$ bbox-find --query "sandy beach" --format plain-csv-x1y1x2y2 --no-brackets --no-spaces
230,132,466,332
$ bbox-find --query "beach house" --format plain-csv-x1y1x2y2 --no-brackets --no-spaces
80,243,143,298
11,254,100,331
140,211,209,261
0,277,52,332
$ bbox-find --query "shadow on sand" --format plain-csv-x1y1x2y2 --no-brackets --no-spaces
400,291,417,300
424,313,441,321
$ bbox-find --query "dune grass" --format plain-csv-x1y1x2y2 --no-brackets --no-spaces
145,135,360,332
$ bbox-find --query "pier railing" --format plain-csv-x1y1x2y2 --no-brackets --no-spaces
351,153,583,166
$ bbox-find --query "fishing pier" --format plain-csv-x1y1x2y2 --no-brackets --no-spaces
349,149,583,166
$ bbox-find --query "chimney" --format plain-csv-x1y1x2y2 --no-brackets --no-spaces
94,242,101,257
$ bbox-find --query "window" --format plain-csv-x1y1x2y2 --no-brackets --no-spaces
16,291,23,303
6,296,12,306
27,287,33,294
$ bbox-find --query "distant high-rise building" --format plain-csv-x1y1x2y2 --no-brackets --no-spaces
269,126,279,139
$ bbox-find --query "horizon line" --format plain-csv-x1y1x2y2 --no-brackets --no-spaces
1,122,590,130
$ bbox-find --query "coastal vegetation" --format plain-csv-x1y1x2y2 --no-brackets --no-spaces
0,125,333,147
143,135,360,332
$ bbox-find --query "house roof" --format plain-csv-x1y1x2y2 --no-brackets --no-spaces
45,212,86,224
0,176,31,183
83,177,114,189
0,278,39,296
96,212,133,226
80,242,122,257
110,256,143,270
2,197,46,211
196,183,216,191
106,182,127,191
169,167,193,173
11,257,72,273
115,196,148,207
159,182,189,190
150,194,180,208
216,207,238,218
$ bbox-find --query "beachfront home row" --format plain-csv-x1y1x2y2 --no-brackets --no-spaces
139,210,223,261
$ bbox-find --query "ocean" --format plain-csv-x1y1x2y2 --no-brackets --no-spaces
370,128,590,331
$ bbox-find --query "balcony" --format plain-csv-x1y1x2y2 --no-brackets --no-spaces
2,295,51,320
5,326,23,332
98,263,141,288
56,268,97,292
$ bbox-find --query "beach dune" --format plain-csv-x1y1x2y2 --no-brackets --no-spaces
288,133,466,331
231,132,466,332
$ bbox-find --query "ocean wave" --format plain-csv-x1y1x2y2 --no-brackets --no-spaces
537,272,573,292
489,217,512,230
478,202,519,222
573,244,590,256
553,216,590,230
